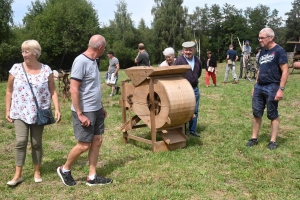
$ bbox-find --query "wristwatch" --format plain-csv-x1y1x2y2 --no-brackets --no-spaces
279,87,285,91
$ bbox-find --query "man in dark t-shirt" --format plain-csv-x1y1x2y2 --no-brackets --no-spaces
246,28,289,150
134,43,150,66
223,44,238,83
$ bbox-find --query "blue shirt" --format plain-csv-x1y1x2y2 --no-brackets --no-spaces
184,56,195,70
227,49,237,61
257,44,287,85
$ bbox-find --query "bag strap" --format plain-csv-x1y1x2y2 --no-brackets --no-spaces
21,63,40,109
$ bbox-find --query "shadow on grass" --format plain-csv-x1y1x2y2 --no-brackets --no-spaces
259,133,287,146
42,153,144,183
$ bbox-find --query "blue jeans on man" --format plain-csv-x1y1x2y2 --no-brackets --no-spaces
189,87,200,137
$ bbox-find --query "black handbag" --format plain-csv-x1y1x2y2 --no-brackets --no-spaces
21,63,56,125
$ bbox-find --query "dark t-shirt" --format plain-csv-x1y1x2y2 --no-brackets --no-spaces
136,51,150,66
257,44,287,85
227,49,237,61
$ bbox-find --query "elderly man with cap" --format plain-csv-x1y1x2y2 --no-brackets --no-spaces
159,47,176,67
174,41,202,137
106,50,120,96
239,40,252,79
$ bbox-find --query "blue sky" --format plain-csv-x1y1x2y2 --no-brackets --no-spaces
12,0,292,26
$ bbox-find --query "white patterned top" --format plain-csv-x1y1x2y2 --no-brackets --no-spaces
9,63,52,124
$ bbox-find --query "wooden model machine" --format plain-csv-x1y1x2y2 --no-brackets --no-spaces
120,65,196,152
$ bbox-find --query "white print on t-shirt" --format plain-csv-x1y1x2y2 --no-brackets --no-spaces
259,53,275,65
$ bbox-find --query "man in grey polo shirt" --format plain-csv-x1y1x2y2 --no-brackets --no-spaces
57,34,112,187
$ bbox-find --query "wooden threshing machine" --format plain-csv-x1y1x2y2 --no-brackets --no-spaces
120,65,196,152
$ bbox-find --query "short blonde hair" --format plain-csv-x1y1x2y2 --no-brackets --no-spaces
21,40,42,58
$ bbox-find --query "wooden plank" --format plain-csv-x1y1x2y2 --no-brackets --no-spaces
124,66,154,86
152,141,186,152
120,115,141,132
157,128,187,144
127,134,152,145
124,65,191,86
165,141,186,151
152,141,169,152
149,65,191,77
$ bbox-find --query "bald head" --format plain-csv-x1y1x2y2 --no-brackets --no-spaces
89,34,106,49
259,28,275,37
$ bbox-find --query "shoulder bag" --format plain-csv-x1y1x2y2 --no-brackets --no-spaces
21,63,56,126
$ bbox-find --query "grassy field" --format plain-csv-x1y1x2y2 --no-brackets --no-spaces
0,63,300,199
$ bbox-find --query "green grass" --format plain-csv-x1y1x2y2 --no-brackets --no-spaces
1,63,300,199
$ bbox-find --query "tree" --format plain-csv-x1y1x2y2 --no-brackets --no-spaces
0,0,14,43
268,9,285,46
151,0,187,64
108,0,135,46
23,0,100,69
102,0,137,69
0,0,14,80
285,0,300,47
208,4,223,61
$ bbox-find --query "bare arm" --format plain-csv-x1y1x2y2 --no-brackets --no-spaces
134,51,140,64
275,63,289,101
69,79,90,127
48,73,61,123
5,74,14,123
114,63,120,76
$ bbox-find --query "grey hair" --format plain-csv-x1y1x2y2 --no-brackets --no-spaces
21,40,42,58
163,47,175,56
259,28,275,37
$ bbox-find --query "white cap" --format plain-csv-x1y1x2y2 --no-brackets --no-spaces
182,41,196,48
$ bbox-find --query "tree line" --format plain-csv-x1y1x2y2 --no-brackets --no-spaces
1,0,299,80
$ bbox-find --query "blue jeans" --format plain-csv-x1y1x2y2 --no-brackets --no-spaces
189,87,200,133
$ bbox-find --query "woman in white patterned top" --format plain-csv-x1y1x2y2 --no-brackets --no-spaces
5,40,61,186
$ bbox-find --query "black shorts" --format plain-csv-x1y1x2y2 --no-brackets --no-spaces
72,108,105,142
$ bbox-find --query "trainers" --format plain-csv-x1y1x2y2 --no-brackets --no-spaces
109,93,114,97
232,80,238,84
268,141,278,150
86,175,112,186
115,86,120,94
57,166,76,186
246,138,258,147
